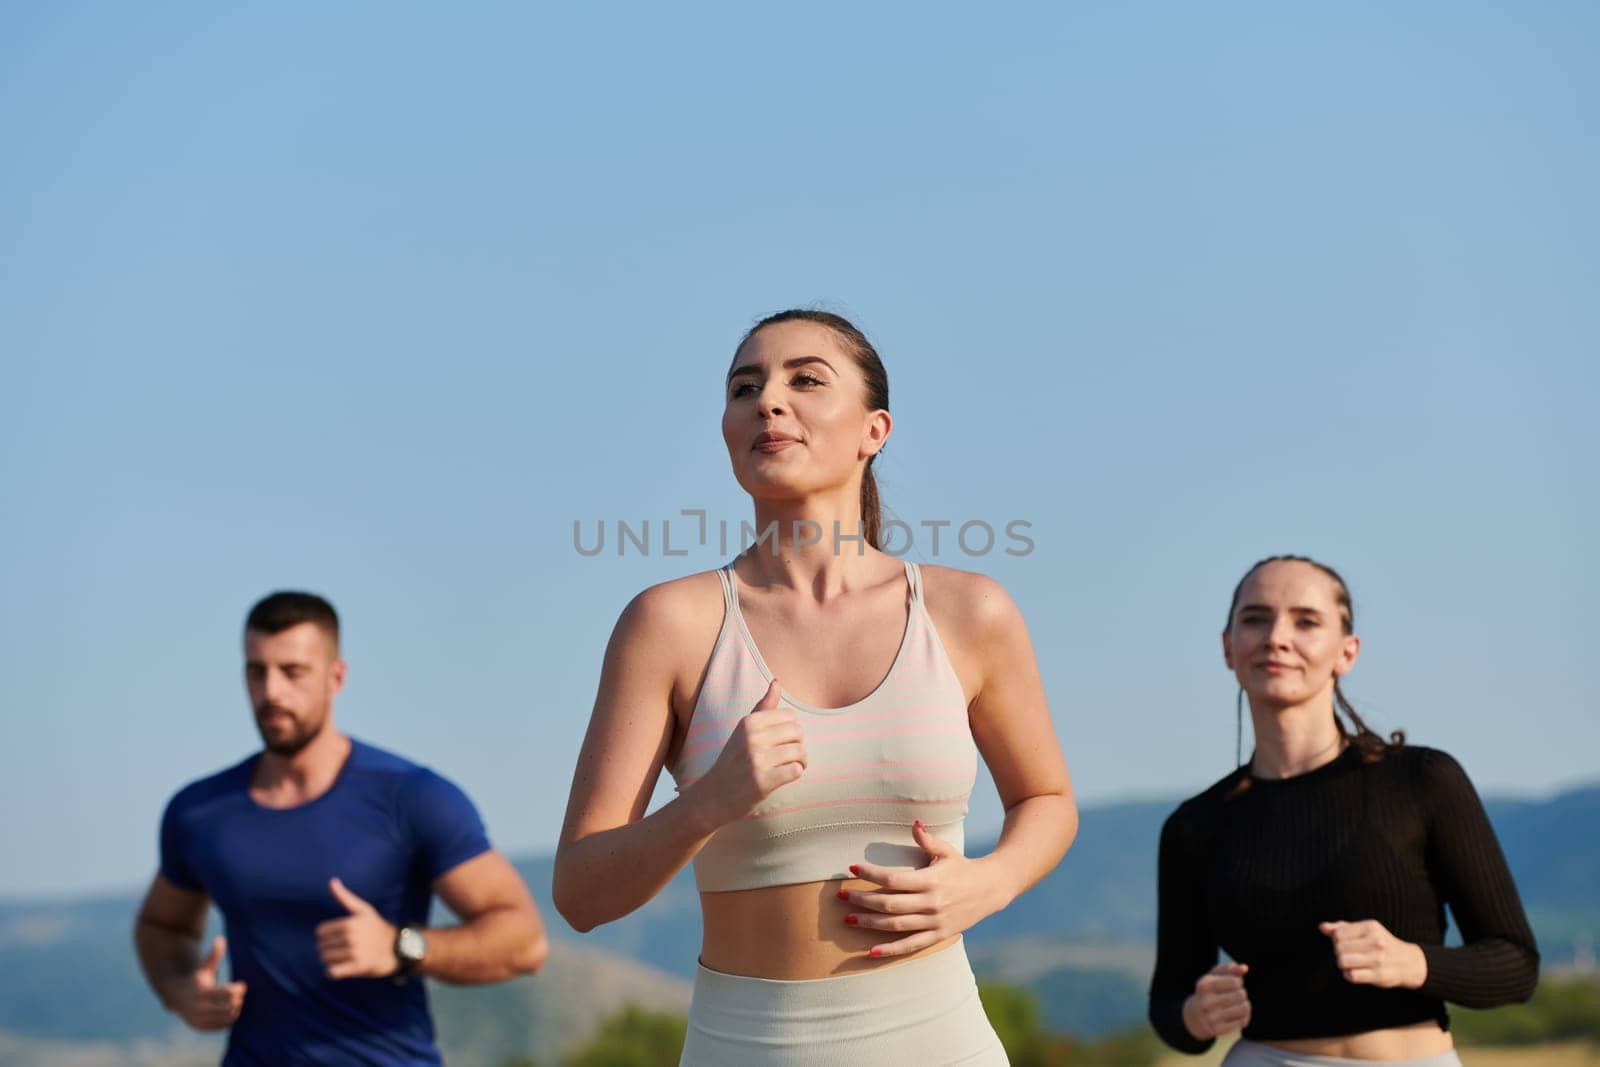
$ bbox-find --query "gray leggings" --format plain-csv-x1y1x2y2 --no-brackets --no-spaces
680,940,1007,1065
1222,1039,1463,1067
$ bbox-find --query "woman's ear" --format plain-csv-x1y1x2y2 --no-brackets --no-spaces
859,409,892,461
1333,633,1361,677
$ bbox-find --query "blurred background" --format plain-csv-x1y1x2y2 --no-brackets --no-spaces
2,3,1596,1064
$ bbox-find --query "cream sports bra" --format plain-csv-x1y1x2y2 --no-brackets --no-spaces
669,560,977,892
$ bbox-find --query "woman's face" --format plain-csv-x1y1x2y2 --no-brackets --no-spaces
721,321,889,503
1223,559,1361,709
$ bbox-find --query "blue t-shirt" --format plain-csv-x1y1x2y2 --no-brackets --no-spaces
159,738,492,1066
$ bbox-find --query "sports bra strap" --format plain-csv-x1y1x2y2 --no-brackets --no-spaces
904,559,924,607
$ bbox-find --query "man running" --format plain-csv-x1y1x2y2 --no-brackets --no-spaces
134,591,546,1064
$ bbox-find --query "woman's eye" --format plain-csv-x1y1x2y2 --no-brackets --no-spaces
793,373,824,387
730,382,758,398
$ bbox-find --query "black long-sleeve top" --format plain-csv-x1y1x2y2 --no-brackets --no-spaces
1148,745,1539,1054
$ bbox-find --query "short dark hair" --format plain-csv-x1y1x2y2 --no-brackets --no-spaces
245,591,340,650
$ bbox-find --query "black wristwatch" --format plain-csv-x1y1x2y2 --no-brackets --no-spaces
393,925,427,982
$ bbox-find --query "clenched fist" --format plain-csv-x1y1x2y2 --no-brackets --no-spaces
1320,919,1427,989
692,679,807,827
1182,962,1251,1041
168,935,247,1032
316,878,399,980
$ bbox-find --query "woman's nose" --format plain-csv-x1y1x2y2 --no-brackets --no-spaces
757,386,787,416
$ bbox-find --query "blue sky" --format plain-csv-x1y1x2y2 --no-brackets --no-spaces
2,3,1596,895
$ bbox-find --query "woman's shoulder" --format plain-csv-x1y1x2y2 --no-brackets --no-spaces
1173,765,1251,820
1353,740,1458,775
1389,742,1457,767
1160,769,1247,855
1374,743,1477,797
611,568,727,646
918,562,1022,632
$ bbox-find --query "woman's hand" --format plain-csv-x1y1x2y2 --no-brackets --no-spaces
688,679,807,828
1182,962,1251,1041
1320,919,1428,989
838,820,1003,959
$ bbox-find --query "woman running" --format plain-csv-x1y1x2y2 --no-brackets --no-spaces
554,309,1076,1064
1149,555,1539,1065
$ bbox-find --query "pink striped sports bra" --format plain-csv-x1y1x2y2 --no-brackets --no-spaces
669,559,977,892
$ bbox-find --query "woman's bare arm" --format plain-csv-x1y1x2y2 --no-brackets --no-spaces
553,579,806,932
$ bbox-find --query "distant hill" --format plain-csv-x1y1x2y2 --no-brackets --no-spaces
1481,786,1600,951
0,1028,217,1067
1,782,1593,1061
430,944,689,1066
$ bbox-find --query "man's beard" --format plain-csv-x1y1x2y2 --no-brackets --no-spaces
254,704,325,757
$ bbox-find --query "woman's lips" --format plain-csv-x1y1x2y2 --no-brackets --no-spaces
753,432,799,453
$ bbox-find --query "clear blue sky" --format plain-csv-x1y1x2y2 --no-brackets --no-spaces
2,3,1595,896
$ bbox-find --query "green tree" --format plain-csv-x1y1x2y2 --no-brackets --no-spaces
978,981,1161,1067
563,1004,687,1067
979,981,1048,1062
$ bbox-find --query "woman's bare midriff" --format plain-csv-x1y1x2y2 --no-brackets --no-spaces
698,878,961,979
1264,1021,1453,1060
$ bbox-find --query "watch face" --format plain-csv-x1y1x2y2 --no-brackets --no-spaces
397,926,427,964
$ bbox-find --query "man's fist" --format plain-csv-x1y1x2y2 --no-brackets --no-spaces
316,878,399,980
169,935,247,1031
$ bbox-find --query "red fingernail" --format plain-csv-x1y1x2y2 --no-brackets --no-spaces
836,890,849,900
849,865,861,876
915,820,924,831
845,915,858,926
869,947,882,958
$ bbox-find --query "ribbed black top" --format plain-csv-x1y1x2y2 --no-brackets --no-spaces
1148,745,1539,1054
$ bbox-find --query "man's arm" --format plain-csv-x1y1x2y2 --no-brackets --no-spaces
418,850,547,984
133,874,247,1030
315,850,547,986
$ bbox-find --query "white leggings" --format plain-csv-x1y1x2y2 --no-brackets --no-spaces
1222,1039,1463,1067
680,939,1008,1065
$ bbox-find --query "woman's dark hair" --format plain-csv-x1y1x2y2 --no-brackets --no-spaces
1225,555,1404,765
735,309,890,549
